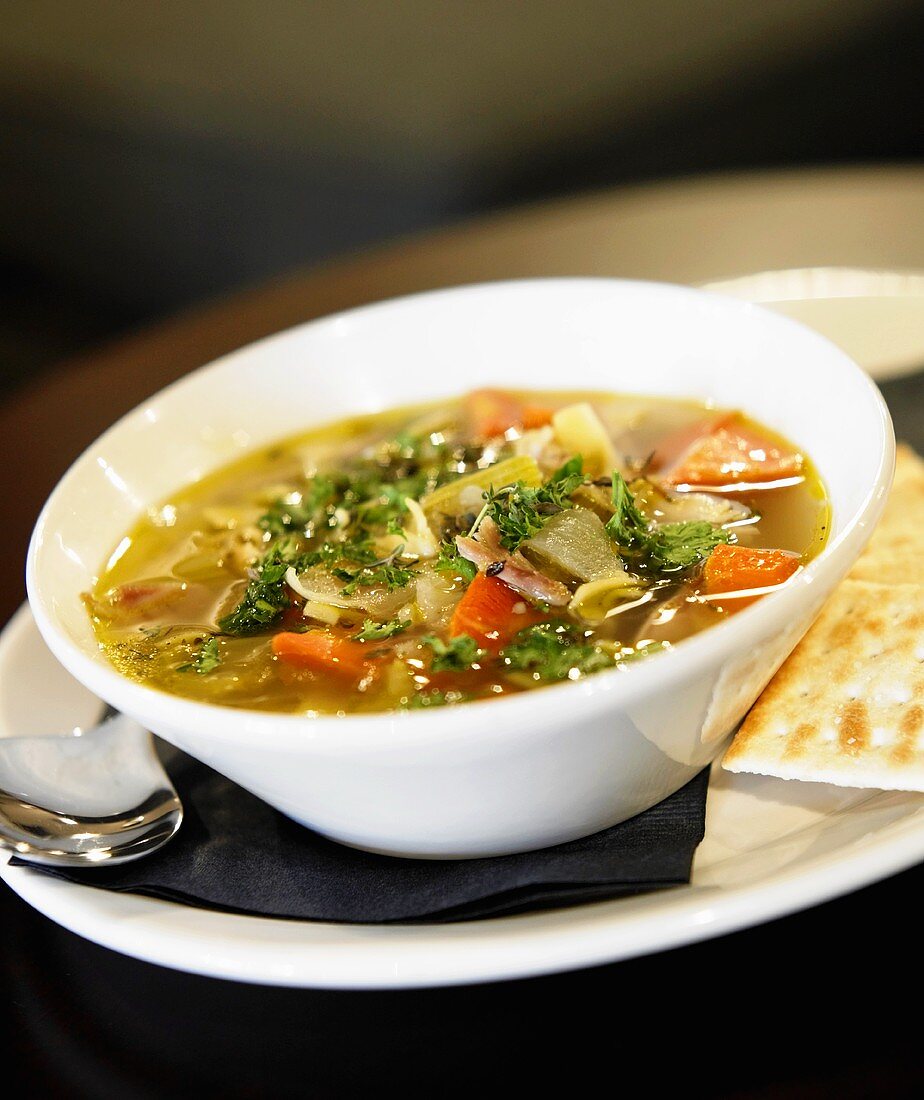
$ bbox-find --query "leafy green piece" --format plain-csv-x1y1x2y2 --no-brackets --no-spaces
334,562,414,596
434,541,478,583
544,456,586,505
645,522,730,570
484,456,586,551
421,633,487,672
259,476,336,537
178,635,221,675
604,473,650,545
604,474,729,573
217,542,303,635
500,621,615,681
353,617,410,642
404,688,471,709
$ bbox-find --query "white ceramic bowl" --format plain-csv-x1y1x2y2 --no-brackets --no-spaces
27,279,894,858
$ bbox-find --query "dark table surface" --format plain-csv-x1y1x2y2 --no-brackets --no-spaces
1,199,922,1096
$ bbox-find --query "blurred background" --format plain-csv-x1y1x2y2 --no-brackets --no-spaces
2,0,924,393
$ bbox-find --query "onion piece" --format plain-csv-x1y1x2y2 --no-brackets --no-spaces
551,403,623,478
523,508,631,583
632,479,751,528
569,581,650,625
285,565,412,617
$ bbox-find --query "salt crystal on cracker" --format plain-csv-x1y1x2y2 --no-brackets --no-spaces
723,580,924,790
849,444,924,585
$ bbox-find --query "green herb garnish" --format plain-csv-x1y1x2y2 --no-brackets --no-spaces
644,522,730,570
334,562,414,596
421,634,487,672
259,476,336,537
483,456,585,551
353,617,410,642
500,621,615,681
434,541,478,583
404,688,471,709
217,542,303,635
178,635,221,675
605,472,650,545
605,474,730,573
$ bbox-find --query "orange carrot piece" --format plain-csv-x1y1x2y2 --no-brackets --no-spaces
466,388,526,439
520,405,555,430
703,543,800,611
271,631,380,682
651,412,735,473
449,572,543,651
661,422,803,488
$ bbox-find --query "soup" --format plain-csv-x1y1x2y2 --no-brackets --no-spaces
85,388,829,713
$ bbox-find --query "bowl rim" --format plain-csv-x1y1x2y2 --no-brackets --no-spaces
26,276,895,754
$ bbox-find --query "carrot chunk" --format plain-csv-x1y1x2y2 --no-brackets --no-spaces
449,572,543,651
520,405,555,430
271,630,380,682
703,543,801,610
466,388,524,439
660,421,803,488
466,389,552,439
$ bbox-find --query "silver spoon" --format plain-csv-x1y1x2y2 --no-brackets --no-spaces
0,709,183,867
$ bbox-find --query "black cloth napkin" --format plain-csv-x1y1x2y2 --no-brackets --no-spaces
14,748,709,923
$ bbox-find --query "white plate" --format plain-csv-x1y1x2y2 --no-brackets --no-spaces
702,267,924,381
1,603,922,988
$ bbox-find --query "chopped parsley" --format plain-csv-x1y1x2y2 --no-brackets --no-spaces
353,617,410,642
259,476,336,537
483,456,586,551
500,621,615,681
404,688,471,709
644,521,730,570
421,633,487,672
217,542,303,635
434,541,478,583
605,474,730,573
334,561,414,596
178,635,221,675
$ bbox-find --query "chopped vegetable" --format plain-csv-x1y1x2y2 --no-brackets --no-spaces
420,455,542,525
552,403,620,478
260,476,336,536
285,562,413,617
465,389,552,438
354,618,410,642
434,541,478,583
421,633,487,671
500,622,615,680
630,479,752,528
524,506,630,582
568,577,647,624
467,388,525,438
605,474,730,574
659,420,803,487
334,560,414,596
218,543,304,635
480,457,585,552
403,688,472,709
645,521,731,571
271,630,382,682
702,543,801,610
455,520,572,607
178,636,221,675
448,572,543,650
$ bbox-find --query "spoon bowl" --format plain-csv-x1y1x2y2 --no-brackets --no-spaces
0,712,182,867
